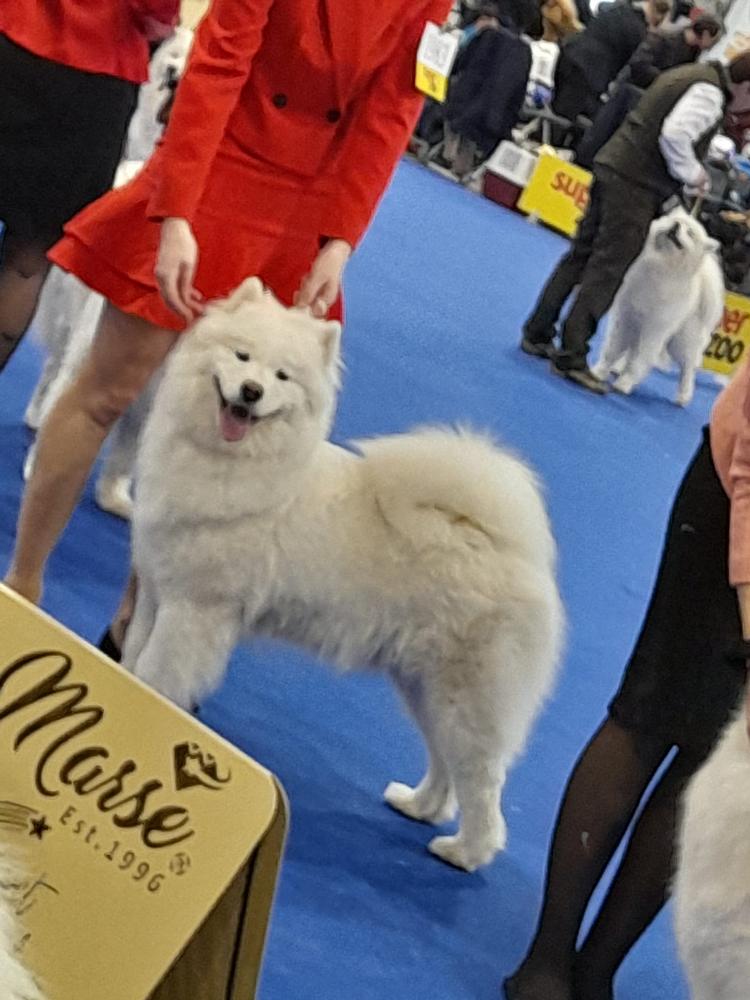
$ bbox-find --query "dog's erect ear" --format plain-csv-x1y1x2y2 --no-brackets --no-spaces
319,321,342,369
221,276,266,313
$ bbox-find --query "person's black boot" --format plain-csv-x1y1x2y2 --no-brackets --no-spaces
520,336,556,359
550,360,609,395
502,970,573,1000
97,627,122,662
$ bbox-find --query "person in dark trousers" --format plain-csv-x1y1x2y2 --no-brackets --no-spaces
576,10,723,168
520,52,750,393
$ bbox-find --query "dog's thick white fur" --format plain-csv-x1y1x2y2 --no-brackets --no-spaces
591,207,725,406
674,713,750,999
124,278,564,873
24,27,193,520
0,852,45,1000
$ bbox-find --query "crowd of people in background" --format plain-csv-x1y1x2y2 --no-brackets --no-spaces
413,0,727,177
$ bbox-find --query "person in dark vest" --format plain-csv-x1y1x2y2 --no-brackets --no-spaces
576,9,723,169
520,52,750,393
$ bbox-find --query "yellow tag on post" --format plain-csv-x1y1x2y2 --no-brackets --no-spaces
416,22,459,103
518,154,593,237
702,292,750,376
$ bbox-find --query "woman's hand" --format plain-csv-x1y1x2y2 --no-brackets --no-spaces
155,217,204,323
295,239,352,318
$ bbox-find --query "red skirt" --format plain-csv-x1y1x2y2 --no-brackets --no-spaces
49,148,343,332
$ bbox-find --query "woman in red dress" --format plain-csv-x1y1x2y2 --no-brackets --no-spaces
5,0,452,611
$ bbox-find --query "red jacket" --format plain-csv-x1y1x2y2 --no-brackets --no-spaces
148,0,453,247
0,0,180,83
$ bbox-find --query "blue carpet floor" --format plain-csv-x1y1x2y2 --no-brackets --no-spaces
0,159,719,999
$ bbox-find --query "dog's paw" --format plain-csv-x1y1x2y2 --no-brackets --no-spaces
589,363,608,382
96,476,134,521
428,828,504,872
674,391,693,408
611,375,634,396
384,781,457,825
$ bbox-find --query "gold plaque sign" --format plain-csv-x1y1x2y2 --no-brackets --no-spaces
0,585,288,1000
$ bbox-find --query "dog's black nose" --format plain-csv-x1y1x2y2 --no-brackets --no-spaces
241,380,264,404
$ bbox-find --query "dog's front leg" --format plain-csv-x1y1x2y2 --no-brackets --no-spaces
132,598,242,711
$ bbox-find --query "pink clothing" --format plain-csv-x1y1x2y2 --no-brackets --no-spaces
710,360,750,586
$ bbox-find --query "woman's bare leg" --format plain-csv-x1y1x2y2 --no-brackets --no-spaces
0,237,51,371
4,302,177,602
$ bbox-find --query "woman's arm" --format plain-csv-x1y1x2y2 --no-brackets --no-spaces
148,0,276,224
728,377,750,593
325,0,453,250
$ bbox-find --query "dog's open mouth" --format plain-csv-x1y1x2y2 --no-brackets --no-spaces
213,376,257,443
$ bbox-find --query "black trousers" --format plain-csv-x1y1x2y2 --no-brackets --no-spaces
524,170,663,369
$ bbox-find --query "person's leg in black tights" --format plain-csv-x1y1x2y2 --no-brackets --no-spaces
504,718,671,1000
573,748,702,1000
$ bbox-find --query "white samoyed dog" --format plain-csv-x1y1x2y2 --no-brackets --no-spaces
673,712,750,1000
0,852,45,1000
23,26,193,520
591,207,725,406
124,278,565,873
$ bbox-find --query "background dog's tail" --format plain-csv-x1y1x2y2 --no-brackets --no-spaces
356,426,557,571
0,851,46,1000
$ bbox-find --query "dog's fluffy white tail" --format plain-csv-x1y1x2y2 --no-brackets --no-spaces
357,428,556,569
0,854,45,1000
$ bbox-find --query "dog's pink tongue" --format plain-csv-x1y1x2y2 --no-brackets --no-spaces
219,407,250,443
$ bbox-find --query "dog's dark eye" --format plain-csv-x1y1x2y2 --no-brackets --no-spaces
276,370,290,381
235,351,250,362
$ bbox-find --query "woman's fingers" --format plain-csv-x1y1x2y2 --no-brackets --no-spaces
177,260,204,320
295,271,317,310
313,278,338,317
297,275,337,317
157,264,192,322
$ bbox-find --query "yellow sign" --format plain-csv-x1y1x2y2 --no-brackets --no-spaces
0,586,287,1000
518,154,593,236
415,22,459,103
702,291,750,376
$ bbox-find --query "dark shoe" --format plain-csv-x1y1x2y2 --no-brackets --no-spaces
550,361,609,395
520,336,555,359
503,972,573,1000
97,627,122,663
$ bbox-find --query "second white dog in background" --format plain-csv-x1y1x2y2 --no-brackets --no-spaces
674,712,750,1000
124,279,565,874
592,207,725,406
